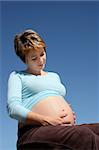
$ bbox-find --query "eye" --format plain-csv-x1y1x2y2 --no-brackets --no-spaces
40,53,44,57
32,58,37,60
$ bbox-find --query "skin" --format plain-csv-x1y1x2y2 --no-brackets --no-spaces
23,47,76,126
25,47,47,76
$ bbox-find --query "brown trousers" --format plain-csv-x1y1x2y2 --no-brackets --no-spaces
17,123,99,150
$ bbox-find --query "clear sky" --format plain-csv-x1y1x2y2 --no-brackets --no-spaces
1,1,99,150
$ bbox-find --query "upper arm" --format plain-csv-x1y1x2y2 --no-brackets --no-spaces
8,71,22,100
7,71,31,122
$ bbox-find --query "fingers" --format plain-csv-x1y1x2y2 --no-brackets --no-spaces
62,119,71,124
60,124,72,127
73,111,76,117
61,116,75,126
72,111,76,124
59,111,67,118
56,117,69,125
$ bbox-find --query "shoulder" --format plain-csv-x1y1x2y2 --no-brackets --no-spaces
48,71,60,76
9,70,20,77
9,70,25,76
8,70,23,81
48,71,61,80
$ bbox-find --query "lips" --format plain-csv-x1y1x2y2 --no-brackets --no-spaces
38,64,43,67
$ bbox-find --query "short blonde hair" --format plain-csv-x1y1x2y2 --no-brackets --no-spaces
14,29,46,63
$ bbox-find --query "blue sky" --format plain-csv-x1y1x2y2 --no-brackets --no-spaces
1,1,99,150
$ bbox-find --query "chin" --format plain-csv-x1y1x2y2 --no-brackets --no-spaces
40,64,45,69
36,64,45,71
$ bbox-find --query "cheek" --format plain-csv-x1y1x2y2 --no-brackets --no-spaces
32,62,37,67
28,61,36,67
43,58,46,63
43,55,46,62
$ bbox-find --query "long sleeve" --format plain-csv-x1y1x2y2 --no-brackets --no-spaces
7,71,31,122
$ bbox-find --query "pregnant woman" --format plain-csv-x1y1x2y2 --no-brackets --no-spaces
7,29,99,150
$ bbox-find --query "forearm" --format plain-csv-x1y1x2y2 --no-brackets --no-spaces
25,111,47,125
20,111,74,127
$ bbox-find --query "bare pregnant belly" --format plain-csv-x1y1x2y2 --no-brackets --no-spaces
32,96,74,124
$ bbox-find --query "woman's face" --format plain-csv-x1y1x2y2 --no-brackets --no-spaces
25,48,46,73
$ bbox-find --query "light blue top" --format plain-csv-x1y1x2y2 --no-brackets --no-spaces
7,70,66,123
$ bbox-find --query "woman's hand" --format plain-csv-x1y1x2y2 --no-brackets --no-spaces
41,111,71,126
69,103,77,125
73,111,76,125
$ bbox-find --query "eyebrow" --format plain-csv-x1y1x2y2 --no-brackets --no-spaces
31,55,36,58
31,51,44,58
31,53,36,57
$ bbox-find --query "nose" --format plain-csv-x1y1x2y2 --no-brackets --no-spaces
38,58,43,65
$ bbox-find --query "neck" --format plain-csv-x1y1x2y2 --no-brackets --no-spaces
26,68,44,75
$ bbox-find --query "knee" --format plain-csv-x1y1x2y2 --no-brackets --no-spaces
77,126,94,138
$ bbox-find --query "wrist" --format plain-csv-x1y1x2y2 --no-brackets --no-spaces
34,113,48,126
40,115,50,126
